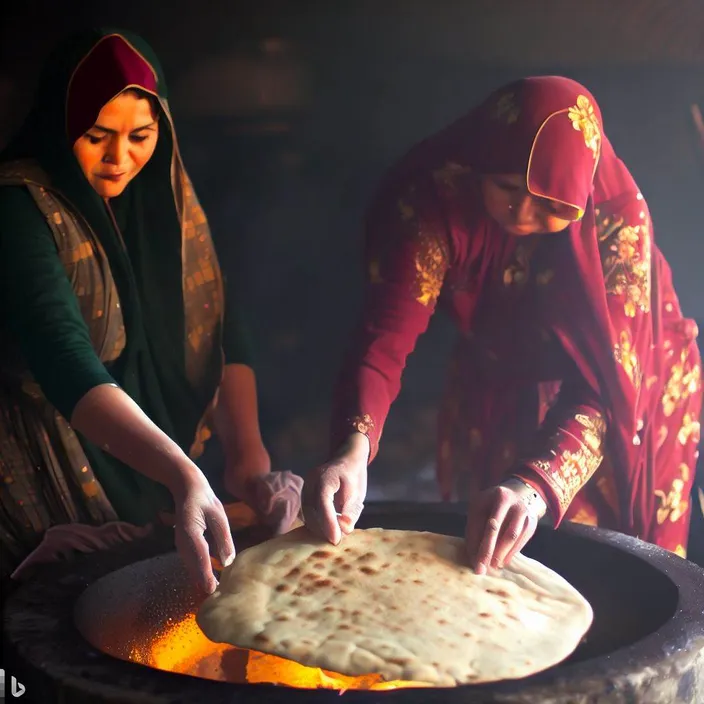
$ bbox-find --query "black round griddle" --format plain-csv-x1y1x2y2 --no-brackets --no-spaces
3,501,704,703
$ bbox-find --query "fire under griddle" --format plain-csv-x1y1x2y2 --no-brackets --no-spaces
3,501,704,703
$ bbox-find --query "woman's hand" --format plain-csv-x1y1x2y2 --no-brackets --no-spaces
171,467,236,595
68,384,236,594
465,478,547,575
302,433,369,545
224,444,303,535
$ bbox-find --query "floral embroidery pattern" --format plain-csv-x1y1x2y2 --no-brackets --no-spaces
349,414,375,436
431,161,472,193
678,413,701,445
492,92,520,124
547,445,604,511
598,215,651,318
414,232,448,306
576,412,607,453
528,412,606,511
568,95,601,159
613,329,642,390
662,347,701,417
655,463,690,525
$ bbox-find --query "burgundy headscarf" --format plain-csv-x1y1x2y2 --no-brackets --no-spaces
470,76,601,217
65,34,158,144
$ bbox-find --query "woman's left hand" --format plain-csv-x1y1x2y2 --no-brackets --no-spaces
465,479,547,575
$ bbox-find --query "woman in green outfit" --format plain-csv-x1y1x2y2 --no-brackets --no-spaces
0,29,302,592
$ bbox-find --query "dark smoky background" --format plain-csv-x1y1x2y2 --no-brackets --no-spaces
2,1,703,500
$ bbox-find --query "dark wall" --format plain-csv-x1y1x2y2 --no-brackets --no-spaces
1,2,703,486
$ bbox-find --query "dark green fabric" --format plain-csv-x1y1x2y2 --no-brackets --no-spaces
0,28,248,523
0,186,116,416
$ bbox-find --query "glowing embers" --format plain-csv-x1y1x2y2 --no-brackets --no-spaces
128,612,428,691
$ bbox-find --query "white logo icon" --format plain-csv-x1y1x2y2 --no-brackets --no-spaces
0,670,26,698
11,676,25,698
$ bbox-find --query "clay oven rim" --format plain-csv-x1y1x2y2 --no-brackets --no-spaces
3,502,704,704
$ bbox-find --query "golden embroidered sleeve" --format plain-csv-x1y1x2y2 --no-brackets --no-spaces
330,177,451,461
516,200,654,524
514,377,607,524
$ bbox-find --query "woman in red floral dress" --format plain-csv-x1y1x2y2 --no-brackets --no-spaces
303,76,701,573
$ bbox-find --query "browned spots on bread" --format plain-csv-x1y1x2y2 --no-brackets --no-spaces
311,550,333,559
313,562,325,570
275,583,289,592
334,556,345,565
254,633,270,645
486,588,510,598
387,657,410,667
339,624,351,630
286,567,302,578
413,579,423,585
359,566,377,575
314,578,332,588
322,606,336,613
479,612,490,618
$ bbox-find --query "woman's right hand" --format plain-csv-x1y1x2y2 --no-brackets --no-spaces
170,467,236,595
302,433,369,545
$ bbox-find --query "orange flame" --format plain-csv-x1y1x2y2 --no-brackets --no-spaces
128,612,429,691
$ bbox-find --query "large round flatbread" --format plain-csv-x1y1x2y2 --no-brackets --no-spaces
197,527,593,687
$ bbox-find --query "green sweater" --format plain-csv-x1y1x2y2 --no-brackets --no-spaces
0,185,253,421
